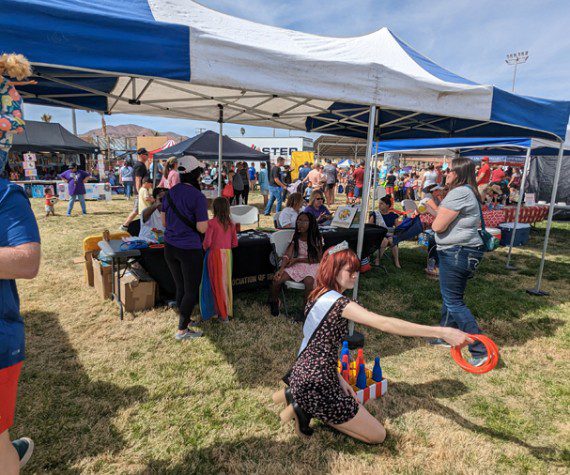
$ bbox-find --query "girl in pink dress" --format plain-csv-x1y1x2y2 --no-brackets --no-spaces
200,197,238,322
269,212,323,318
158,157,181,189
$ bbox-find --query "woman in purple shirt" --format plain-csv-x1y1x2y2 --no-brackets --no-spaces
303,189,332,225
59,163,91,216
161,156,209,340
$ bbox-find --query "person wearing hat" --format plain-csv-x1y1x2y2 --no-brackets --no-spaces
161,155,209,340
476,156,491,194
59,163,91,216
121,148,149,231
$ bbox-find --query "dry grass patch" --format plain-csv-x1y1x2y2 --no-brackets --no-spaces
11,194,570,474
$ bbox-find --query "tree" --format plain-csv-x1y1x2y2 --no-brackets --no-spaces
41,113,52,123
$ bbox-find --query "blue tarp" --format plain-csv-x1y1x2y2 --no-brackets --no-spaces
374,137,570,157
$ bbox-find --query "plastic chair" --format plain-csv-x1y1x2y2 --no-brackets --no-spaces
269,230,305,319
402,199,418,213
230,205,260,228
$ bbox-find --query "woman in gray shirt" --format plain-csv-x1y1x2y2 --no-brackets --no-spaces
430,157,487,366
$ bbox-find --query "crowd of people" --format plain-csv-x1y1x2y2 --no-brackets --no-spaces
0,54,499,467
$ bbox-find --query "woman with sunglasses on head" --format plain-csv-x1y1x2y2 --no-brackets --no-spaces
269,212,323,318
429,157,488,366
303,189,332,225
273,243,472,443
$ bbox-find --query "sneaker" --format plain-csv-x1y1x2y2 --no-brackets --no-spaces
468,355,488,367
12,437,34,469
119,224,129,232
428,338,451,348
269,301,280,317
174,330,203,340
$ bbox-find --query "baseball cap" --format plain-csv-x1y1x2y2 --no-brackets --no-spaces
482,156,490,162
137,148,149,155
177,155,205,174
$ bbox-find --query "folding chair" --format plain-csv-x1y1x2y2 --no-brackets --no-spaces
269,230,305,319
230,205,260,229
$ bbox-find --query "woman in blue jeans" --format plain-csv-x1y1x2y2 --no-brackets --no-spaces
431,157,487,366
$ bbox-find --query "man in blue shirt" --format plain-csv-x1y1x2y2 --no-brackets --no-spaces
298,162,311,181
0,176,41,472
59,163,91,216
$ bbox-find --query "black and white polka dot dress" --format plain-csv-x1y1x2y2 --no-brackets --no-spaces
288,295,359,425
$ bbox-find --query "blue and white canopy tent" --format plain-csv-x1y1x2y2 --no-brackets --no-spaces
4,0,569,321
374,137,570,295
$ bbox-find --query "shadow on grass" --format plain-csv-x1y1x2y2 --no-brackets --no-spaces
14,311,148,473
380,379,567,464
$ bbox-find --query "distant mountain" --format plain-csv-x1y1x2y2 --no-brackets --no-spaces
80,124,188,141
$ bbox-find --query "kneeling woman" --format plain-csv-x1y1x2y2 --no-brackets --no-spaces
269,212,323,317
274,243,471,444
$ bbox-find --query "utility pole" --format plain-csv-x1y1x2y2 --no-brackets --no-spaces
505,51,529,92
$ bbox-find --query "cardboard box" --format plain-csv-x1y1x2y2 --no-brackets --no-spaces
114,272,157,313
92,255,113,300
84,251,96,287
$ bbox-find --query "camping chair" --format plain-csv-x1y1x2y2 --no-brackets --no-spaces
230,205,260,229
269,229,305,319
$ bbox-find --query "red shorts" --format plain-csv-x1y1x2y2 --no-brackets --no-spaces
0,362,22,434
385,186,394,194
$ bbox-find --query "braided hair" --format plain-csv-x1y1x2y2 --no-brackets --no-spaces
292,212,323,264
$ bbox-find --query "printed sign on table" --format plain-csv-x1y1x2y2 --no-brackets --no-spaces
332,205,358,228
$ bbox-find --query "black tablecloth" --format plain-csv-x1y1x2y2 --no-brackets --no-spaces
138,225,386,298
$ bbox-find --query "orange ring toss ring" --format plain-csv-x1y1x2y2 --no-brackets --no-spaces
450,334,499,374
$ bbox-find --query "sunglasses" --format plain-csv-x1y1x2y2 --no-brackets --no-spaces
315,197,324,201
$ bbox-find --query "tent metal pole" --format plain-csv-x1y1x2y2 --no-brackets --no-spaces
527,142,564,296
505,146,532,269
218,105,224,197
347,105,376,347
371,152,379,212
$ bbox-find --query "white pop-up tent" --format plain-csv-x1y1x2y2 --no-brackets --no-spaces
7,0,570,337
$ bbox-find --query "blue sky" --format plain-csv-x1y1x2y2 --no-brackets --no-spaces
25,0,570,137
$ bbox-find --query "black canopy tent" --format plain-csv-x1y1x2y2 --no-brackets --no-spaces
11,120,98,154
154,130,269,162
9,121,99,177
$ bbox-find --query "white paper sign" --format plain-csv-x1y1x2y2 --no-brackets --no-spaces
332,206,358,228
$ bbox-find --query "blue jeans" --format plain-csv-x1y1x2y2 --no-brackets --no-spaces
67,194,87,215
264,185,283,214
438,245,486,357
124,182,133,198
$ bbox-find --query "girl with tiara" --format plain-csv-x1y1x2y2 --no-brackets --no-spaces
273,242,471,443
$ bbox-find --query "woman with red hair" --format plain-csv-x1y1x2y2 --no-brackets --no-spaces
273,242,471,444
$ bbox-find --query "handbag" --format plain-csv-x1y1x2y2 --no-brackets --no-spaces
222,182,234,199
469,187,499,252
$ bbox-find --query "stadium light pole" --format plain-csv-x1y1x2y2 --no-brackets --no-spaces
505,51,529,92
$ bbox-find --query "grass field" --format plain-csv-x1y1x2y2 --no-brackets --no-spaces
12,192,570,474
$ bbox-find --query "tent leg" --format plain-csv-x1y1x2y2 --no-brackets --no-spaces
371,152,379,212
347,105,377,349
505,147,532,270
218,105,224,197
527,143,564,296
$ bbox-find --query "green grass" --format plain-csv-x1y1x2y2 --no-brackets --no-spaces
12,193,570,474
